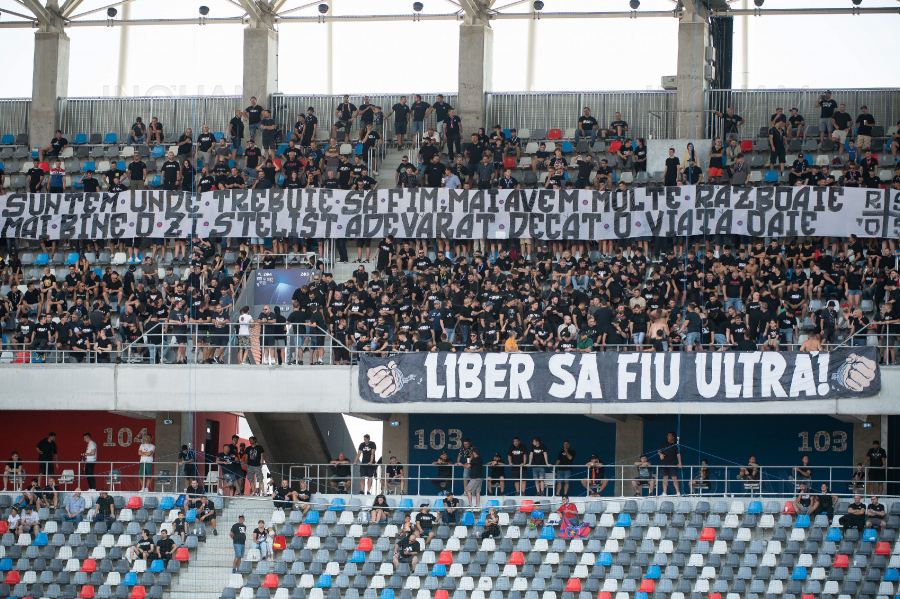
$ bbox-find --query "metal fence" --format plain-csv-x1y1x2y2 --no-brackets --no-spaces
270,93,458,145
486,91,677,140
57,96,244,141
0,99,30,139
706,88,900,141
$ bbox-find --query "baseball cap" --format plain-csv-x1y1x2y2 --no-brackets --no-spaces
420,503,428,508
238,515,245,518
591,454,599,460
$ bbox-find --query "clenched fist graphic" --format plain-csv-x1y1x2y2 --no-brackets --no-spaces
835,353,877,392
367,361,402,398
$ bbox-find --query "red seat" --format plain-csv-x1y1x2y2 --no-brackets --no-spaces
274,159,283,169
0,521,7,534
876,541,890,555
508,552,524,566
39,161,50,173
78,585,95,599
597,593,611,599
503,156,516,169
547,129,562,140
638,580,655,592
126,496,142,509
3,571,20,584
801,595,815,599
740,140,753,152
263,574,278,588
699,527,716,542
129,586,146,599
437,551,453,565
174,548,190,562
81,559,97,572
434,591,449,599
833,554,849,568
564,579,581,592
296,524,312,537
782,502,796,515
273,536,286,551
608,141,622,153
357,537,372,551
518,500,535,513
708,594,721,599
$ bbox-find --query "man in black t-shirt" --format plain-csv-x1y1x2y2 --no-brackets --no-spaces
554,441,576,496
657,431,681,496
712,107,744,142
36,432,57,484
527,437,550,496
125,153,148,190
354,434,377,495
195,125,217,168
464,448,484,508
410,95,432,142
387,96,412,147
260,110,277,159
230,515,247,572
443,108,462,160
244,97,264,143
415,504,437,543
507,437,527,494
197,497,217,535
332,95,358,143
863,439,887,495
39,130,68,162
839,495,866,532
831,103,853,156
855,105,875,151
229,109,245,154
244,437,266,496
576,107,599,145
329,452,352,492
768,121,787,171
161,151,181,191
866,496,886,531
392,530,420,569
816,91,838,142
26,158,45,193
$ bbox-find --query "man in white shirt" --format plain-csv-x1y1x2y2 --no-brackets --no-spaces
138,434,156,492
18,506,40,537
83,433,98,491
237,306,255,365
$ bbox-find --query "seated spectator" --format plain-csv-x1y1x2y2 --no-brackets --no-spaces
198,496,218,536
415,504,436,544
186,479,205,510
156,529,177,566
17,505,40,538
481,507,501,539
737,456,760,481
791,482,817,515
6,507,20,538
849,463,866,494
576,107,598,145
370,494,390,524
529,506,544,530
840,495,867,532
127,117,147,145
431,450,453,495
294,481,312,517
392,529,420,569
40,477,59,509
273,479,298,511
866,496,886,531
251,519,272,561
329,452,352,493
811,483,837,521
384,456,405,495
584,455,607,497
64,489,86,524
631,455,655,496
171,510,188,545
126,529,154,564
92,489,115,524
442,492,460,525
690,459,711,494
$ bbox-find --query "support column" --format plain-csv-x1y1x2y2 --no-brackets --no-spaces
615,415,643,497
675,6,709,140
458,22,493,139
153,412,190,493
30,31,69,150
243,26,278,145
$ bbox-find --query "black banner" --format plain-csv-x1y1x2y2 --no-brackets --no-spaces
358,348,880,403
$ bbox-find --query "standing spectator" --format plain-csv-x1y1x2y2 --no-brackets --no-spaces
508,437,527,494
26,158,45,193
138,433,155,492
431,451,453,495
4,450,24,491
815,90,838,143
768,120,787,172
554,441,576,496
443,108,462,161
229,109,245,155
357,96,377,137
576,107,598,146
176,128,193,164
260,110,277,161
386,96,411,149
244,437,266,496
657,431,682,496
793,454,812,485
92,489,115,524
48,160,65,193
855,105,875,151
179,445,198,490
528,437,550,496
127,117,146,145
455,438,474,485
195,125,216,169
332,95,358,143
410,94,431,143
464,448,484,508
384,456,405,495
36,432,57,486
663,148,680,187
82,432,97,491
831,104,853,156
64,489,85,524
863,439,886,495
354,434,377,495
712,106,744,142
125,152,148,191
230,515,247,573
244,97,264,144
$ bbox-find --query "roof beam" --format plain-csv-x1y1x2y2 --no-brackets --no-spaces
238,0,275,27
20,0,62,29
59,0,84,18
458,0,490,24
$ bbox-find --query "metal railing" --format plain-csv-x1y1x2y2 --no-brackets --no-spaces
0,99,30,140
2,460,186,494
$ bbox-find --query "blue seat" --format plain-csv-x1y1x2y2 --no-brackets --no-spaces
616,514,631,527
539,527,555,540
150,146,165,158
64,253,80,265
228,159,234,168
460,513,474,526
646,565,661,579
0,134,13,145
350,551,366,563
380,591,395,599
185,510,197,522
34,254,50,266
175,496,185,508
329,499,344,512
596,553,612,566
104,133,117,144
116,161,126,170
634,594,647,599
214,132,224,141
883,568,898,581
399,499,413,510
150,175,161,187
276,174,285,186
430,565,446,577
747,502,762,514
147,560,164,573
476,514,486,527
790,567,807,580
33,532,49,546
305,512,320,524
0,558,12,570
794,515,810,529
82,161,95,173
862,529,877,542
315,575,332,588
276,144,289,155
825,528,841,542
763,170,779,182
159,498,174,511
354,144,363,155
561,142,573,153
72,133,87,145
123,573,138,586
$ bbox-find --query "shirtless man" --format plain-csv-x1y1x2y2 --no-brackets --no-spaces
800,333,824,352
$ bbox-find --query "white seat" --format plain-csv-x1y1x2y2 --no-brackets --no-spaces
379,563,395,576
761,553,777,568
59,547,73,560
132,559,146,573
16,533,31,546
120,146,135,157
306,536,321,550
711,541,727,555
611,527,626,540
112,253,128,266
646,527,661,541
23,570,37,584
569,539,584,553
458,577,474,591
299,574,315,588
228,573,244,588
759,514,775,529
736,528,752,542
700,566,716,579
619,171,634,184
797,553,813,568
445,538,460,552
91,546,106,559
502,565,517,578
416,591,432,599
447,564,463,578
659,540,673,554
723,514,739,528
603,539,619,553
105,572,121,586
573,565,589,578
76,522,92,535
810,567,826,580
325,562,340,576
371,575,385,589
545,552,560,565
513,578,528,591
688,553,704,567
245,547,261,562
506,526,520,540
471,591,485,599
580,553,595,565
601,579,618,593
694,579,710,593
339,144,352,155
878,581,895,595
308,590,324,599
498,512,509,526
274,590,290,599
100,534,115,548
348,524,363,538
823,581,839,594
533,539,548,552
766,580,783,594
240,588,256,599
65,558,80,572
546,513,561,526
790,528,806,541
339,511,354,525
45,521,59,534
383,525,398,537
405,576,421,589
478,577,493,591
541,592,556,599
599,514,615,528
454,526,468,538
729,501,745,514
117,534,132,547
480,538,495,552
271,510,286,525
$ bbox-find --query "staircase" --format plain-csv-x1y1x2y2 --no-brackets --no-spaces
164,497,275,599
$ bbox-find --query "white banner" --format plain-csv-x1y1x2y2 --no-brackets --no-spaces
1,187,898,241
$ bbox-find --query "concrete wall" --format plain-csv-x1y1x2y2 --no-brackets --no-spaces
615,416,643,496
1,364,896,416
457,23,493,139
31,32,69,149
